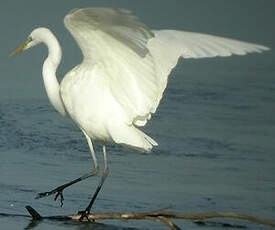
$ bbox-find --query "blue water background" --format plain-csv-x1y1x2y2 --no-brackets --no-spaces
0,0,275,229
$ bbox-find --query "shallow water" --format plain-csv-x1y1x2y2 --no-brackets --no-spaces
1,53,275,229
1,0,275,229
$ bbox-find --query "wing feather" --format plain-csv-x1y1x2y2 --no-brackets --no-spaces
64,8,269,128
65,8,154,59
147,30,269,107
64,8,159,126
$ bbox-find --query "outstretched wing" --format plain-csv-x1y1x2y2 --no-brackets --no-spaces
147,30,269,108
64,8,159,126
64,8,269,128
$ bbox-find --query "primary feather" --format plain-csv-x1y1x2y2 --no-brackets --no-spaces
62,7,269,151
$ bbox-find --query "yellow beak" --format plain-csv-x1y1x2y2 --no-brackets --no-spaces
10,38,31,57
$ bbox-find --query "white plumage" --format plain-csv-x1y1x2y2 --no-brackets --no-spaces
61,8,268,151
12,7,269,210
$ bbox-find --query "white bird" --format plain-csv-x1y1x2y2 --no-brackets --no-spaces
11,8,269,218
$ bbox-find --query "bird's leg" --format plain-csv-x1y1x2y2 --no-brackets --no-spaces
36,131,99,206
79,145,109,221
35,167,99,206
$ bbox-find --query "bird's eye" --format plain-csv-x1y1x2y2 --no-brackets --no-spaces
28,36,33,42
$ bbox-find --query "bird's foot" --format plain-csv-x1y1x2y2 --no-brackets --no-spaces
78,210,94,222
35,188,64,207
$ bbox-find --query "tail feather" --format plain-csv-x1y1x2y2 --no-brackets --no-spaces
108,122,157,152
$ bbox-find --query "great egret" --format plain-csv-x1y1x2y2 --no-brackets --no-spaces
12,8,269,219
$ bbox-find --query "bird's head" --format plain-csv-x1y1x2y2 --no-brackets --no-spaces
10,27,51,56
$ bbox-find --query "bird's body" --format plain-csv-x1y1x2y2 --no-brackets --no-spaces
60,49,158,150
61,64,109,140
61,63,125,143
12,7,269,214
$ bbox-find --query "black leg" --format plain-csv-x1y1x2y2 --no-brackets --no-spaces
36,130,99,206
36,167,99,206
79,145,109,221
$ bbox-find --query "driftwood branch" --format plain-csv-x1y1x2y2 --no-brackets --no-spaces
24,206,275,230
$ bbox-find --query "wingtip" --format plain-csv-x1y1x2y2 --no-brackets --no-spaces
263,45,271,51
256,43,271,52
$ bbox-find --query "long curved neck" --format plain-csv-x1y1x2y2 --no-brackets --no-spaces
42,31,66,116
